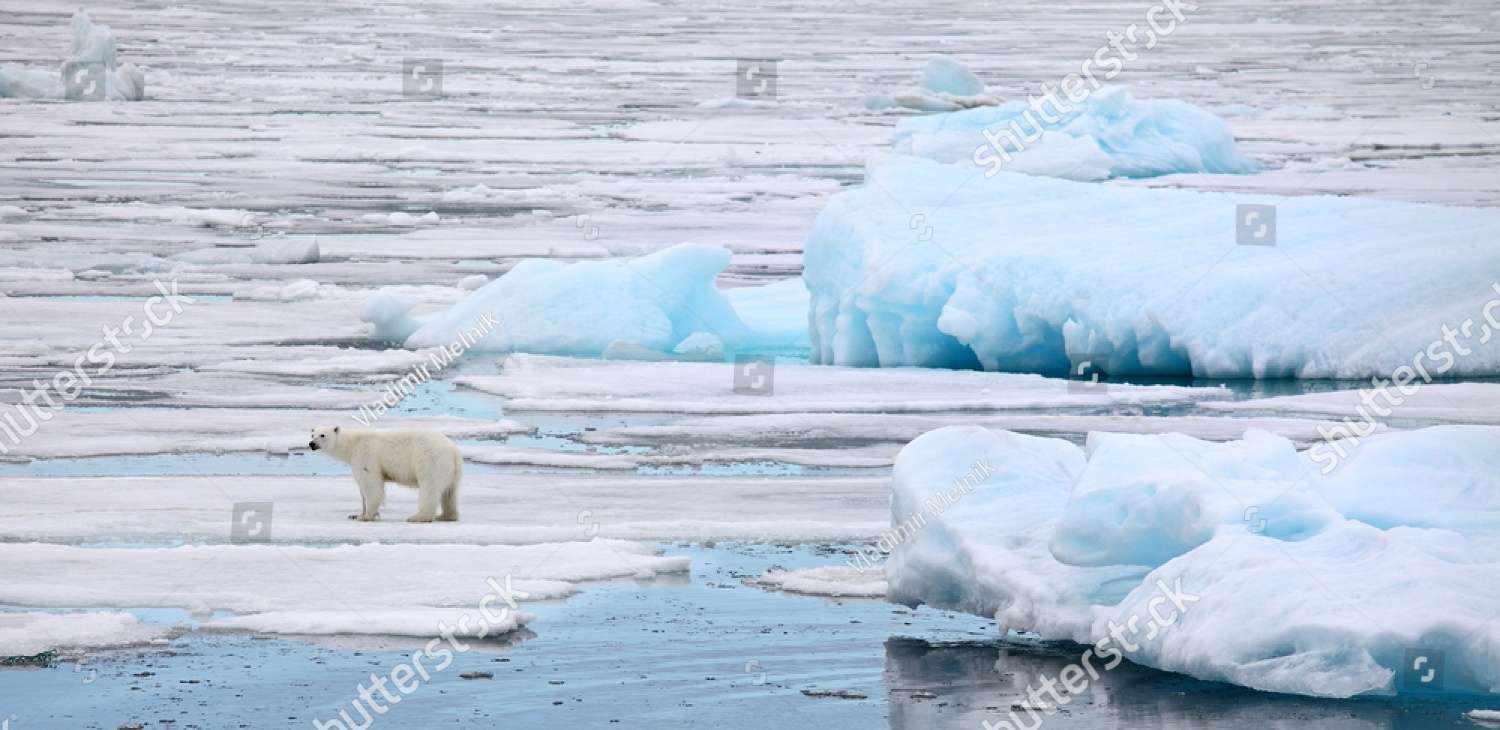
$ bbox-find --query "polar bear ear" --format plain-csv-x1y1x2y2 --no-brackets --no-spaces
334,426,340,433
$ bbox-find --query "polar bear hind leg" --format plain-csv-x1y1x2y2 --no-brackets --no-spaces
438,482,459,522
408,451,455,523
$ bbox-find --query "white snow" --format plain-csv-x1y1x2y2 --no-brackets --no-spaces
805,154,1500,378
0,611,169,657
888,424,1500,698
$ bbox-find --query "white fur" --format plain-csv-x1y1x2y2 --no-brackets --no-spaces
308,426,463,523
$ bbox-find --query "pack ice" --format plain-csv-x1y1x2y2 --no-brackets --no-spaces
805,154,1500,378
363,243,807,357
0,11,145,101
887,425,1500,698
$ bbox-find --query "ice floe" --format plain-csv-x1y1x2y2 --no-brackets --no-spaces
805,154,1500,378
0,541,685,638
459,354,1224,414
0,611,169,657
754,566,887,598
887,424,1500,697
0,473,889,545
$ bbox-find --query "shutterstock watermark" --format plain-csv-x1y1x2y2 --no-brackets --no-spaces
1308,281,1500,474
847,457,994,573
351,312,499,426
312,575,528,730
0,278,193,454
982,577,1200,730
973,0,1197,175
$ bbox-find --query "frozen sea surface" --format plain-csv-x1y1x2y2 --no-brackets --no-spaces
3,0,1500,726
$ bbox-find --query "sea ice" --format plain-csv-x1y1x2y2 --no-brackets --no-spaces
363,243,774,357
0,541,685,638
459,354,1222,414
754,566,887,598
866,55,998,113
0,611,168,657
0,11,144,101
805,154,1500,378
894,87,1255,180
887,425,1500,697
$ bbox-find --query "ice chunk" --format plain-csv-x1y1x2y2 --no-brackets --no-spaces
249,238,319,264
873,55,998,113
919,54,985,97
458,274,489,291
0,11,144,101
804,154,1500,378
0,611,169,657
886,426,1143,642
754,566,887,598
889,425,1500,698
205,608,532,639
893,87,1255,180
233,279,324,302
363,244,768,357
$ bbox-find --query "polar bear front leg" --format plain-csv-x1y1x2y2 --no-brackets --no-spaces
351,468,386,521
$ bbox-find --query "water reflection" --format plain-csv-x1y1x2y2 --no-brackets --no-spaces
885,638,1480,730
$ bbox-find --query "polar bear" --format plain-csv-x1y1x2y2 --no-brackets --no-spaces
308,426,462,523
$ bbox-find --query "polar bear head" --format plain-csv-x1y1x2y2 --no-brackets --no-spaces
308,425,342,453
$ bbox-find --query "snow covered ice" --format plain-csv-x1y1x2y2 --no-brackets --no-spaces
887,425,1500,698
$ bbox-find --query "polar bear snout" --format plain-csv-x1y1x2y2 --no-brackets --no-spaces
309,440,319,450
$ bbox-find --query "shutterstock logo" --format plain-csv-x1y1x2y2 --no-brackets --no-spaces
732,355,775,396
230,501,274,543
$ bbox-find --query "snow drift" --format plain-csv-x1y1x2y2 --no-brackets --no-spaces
0,11,145,101
804,154,1500,378
887,425,1500,698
